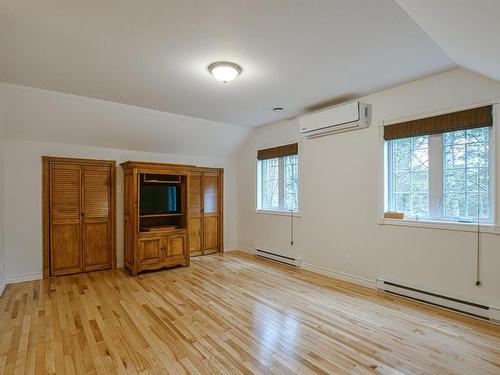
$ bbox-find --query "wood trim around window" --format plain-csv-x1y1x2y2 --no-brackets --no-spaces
383,105,493,141
257,143,298,160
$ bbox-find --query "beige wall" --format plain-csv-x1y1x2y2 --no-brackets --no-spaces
3,139,239,282
237,68,500,307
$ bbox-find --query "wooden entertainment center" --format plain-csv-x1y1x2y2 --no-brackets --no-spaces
121,161,223,275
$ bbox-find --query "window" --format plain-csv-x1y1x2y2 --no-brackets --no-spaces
387,126,492,223
257,153,299,212
388,136,429,217
443,127,491,220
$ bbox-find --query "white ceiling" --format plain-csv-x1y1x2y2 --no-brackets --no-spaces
396,0,500,82
0,0,454,128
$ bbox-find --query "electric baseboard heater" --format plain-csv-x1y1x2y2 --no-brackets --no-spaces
376,279,500,322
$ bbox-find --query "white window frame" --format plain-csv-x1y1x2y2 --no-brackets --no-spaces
378,102,499,233
387,130,493,223
255,149,300,215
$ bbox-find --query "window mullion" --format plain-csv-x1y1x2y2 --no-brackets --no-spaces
428,134,443,219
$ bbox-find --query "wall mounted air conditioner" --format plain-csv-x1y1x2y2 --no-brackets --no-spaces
299,102,370,138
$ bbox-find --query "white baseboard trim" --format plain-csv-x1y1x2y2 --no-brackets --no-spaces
5,272,43,284
225,246,255,254
233,244,375,289
237,246,255,254
302,263,376,289
223,246,240,252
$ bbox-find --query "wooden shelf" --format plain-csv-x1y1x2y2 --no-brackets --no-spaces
140,213,183,218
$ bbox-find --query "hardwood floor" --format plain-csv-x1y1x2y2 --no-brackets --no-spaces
1,251,499,375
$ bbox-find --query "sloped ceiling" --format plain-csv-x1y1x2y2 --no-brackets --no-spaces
0,83,251,158
397,0,500,82
0,0,454,127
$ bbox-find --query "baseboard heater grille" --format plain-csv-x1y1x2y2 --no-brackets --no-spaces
376,279,500,323
255,249,302,268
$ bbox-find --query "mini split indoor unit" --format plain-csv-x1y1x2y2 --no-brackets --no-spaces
300,101,370,138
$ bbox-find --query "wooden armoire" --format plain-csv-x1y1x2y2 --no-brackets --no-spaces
120,161,223,275
42,157,116,278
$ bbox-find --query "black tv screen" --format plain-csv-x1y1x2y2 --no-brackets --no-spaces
140,185,180,215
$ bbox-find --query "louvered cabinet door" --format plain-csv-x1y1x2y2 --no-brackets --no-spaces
50,164,82,275
188,172,203,256
82,165,112,272
202,173,220,255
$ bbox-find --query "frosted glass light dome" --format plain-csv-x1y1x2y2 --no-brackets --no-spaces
208,62,242,83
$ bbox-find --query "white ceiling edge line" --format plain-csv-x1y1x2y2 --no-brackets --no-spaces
0,81,248,130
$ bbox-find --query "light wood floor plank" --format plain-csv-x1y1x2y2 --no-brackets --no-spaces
1,251,500,374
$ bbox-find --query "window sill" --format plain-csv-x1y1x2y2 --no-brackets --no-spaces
378,217,500,234
255,210,302,218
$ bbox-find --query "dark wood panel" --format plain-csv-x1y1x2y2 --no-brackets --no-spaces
166,235,186,259
203,215,219,252
203,173,219,214
188,172,203,256
138,237,162,265
188,217,202,256
50,220,81,275
202,172,220,254
123,172,135,269
189,173,202,214
50,164,82,275
82,219,110,271
82,165,111,271
83,166,110,218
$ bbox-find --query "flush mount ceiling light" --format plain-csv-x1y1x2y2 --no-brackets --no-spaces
208,61,242,83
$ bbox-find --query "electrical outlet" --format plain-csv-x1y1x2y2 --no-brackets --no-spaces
116,184,122,193
347,255,352,265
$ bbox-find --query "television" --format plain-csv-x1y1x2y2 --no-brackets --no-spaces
140,185,180,215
